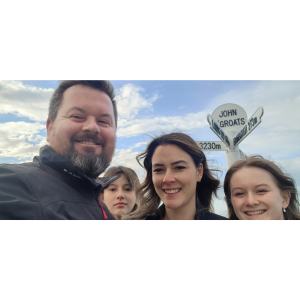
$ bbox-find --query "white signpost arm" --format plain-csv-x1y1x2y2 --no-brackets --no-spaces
207,114,232,149
232,107,264,148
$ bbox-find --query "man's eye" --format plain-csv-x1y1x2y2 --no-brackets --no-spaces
98,120,109,125
72,116,83,119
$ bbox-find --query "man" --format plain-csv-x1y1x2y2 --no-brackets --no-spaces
0,80,119,220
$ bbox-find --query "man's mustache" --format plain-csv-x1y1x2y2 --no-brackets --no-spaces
70,133,106,146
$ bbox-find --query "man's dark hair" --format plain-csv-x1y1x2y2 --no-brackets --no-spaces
48,80,118,127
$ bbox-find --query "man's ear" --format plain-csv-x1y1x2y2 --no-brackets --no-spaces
46,118,52,143
99,193,104,201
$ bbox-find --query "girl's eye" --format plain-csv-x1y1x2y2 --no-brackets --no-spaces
258,190,267,193
109,188,116,192
235,192,244,196
125,188,132,192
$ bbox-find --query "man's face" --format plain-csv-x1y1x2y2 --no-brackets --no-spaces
46,84,116,177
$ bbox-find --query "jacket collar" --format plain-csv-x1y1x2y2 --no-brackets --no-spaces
34,145,120,190
147,204,205,220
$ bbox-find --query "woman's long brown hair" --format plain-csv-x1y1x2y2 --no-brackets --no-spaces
124,133,221,220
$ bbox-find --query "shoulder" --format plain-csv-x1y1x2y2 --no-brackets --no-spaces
196,211,228,220
0,163,44,220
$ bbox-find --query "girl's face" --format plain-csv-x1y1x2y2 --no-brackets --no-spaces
230,167,290,220
100,175,137,220
151,144,203,212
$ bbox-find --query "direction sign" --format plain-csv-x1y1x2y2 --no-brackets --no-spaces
196,141,228,151
239,149,248,159
211,103,248,135
233,107,264,148
207,114,231,149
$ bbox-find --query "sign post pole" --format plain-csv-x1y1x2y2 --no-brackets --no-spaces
225,145,240,169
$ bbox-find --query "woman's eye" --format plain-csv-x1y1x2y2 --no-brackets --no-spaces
153,168,163,173
175,166,186,170
258,190,267,193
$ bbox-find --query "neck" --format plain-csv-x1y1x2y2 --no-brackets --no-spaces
114,215,122,220
163,200,196,220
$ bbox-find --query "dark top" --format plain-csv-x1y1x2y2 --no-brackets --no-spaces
145,204,228,220
0,145,120,220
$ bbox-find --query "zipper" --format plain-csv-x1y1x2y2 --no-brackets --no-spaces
98,201,108,220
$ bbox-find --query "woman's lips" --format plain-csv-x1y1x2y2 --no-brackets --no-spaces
163,188,181,197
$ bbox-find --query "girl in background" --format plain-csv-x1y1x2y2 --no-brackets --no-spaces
99,166,140,220
223,155,300,220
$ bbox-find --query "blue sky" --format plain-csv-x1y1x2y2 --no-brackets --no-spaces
1,80,299,217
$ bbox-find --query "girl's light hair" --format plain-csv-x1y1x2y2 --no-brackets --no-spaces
124,132,221,220
223,155,300,220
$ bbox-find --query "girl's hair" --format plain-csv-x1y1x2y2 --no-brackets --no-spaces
124,133,221,220
223,155,300,220
102,166,140,212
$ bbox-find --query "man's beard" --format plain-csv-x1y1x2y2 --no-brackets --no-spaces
63,137,113,178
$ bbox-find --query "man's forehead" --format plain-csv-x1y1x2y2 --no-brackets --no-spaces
62,84,110,100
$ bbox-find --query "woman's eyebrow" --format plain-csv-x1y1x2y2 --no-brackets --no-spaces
152,160,188,167
171,160,188,165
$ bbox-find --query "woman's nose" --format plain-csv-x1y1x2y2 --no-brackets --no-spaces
163,171,176,184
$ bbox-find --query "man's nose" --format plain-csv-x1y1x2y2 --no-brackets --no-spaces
82,118,100,133
245,193,259,206
163,170,176,184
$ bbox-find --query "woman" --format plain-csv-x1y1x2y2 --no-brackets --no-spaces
223,155,300,220
99,166,140,220
125,133,227,220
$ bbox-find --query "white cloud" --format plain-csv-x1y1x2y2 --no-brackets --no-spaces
0,122,46,160
109,148,146,181
115,84,158,120
0,80,53,121
117,111,208,137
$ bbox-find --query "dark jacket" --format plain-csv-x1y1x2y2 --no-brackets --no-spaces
0,145,120,220
145,204,228,220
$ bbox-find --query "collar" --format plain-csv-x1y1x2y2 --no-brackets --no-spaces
34,145,120,190
147,204,205,220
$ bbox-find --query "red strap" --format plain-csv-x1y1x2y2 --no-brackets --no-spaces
98,201,108,220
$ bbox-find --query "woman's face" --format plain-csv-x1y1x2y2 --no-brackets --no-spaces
100,175,137,220
230,167,290,220
151,144,203,211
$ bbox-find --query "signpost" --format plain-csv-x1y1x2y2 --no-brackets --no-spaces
198,103,263,169
196,141,227,151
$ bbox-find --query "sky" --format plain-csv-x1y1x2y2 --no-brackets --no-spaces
1,80,299,217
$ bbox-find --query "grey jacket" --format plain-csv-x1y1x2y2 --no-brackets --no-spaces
0,145,119,220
